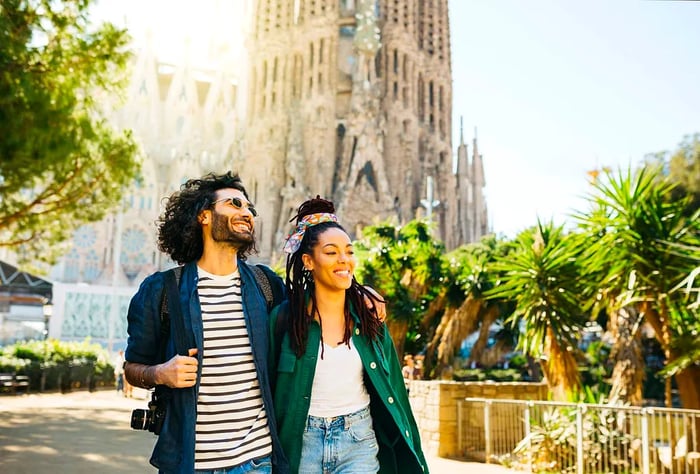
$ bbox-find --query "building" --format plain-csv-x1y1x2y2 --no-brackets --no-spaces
243,0,488,259
41,3,251,351
7,1,488,350
0,260,53,344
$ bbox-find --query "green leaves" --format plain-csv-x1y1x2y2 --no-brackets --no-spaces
487,221,588,357
356,219,445,323
0,0,139,267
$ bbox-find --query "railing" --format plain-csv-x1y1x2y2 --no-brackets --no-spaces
458,397,700,473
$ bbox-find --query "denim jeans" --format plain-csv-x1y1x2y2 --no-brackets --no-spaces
299,406,379,474
194,455,272,474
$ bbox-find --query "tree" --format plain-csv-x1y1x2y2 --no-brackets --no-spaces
0,0,140,267
646,133,700,214
423,235,513,380
487,222,590,400
355,220,445,359
577,167,700,410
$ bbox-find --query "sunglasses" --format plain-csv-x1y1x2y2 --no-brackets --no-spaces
211,196,258,217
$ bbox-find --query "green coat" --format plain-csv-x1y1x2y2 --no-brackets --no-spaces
269,301,428,474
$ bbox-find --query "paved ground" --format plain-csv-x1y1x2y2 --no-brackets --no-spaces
0,389,514,473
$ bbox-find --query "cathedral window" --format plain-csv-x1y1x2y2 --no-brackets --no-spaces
319,38,324,64
293,54,302,98
417,75,424,120
74,225,97,249
65,248,80,282
374,52,381,78
83,250,100,282
340,0,355,15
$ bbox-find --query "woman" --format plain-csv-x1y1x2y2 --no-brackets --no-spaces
269,196,428,474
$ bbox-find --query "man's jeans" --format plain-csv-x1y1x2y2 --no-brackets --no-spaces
194,455,272,474
299,406,379,474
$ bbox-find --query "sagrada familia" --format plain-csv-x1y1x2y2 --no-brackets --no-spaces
2,0,489,347
242,0,487,257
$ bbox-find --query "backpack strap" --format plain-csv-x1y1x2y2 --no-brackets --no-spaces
158,266,184,361
250,264,284,312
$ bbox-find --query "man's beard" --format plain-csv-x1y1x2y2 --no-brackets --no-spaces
210,211,254,246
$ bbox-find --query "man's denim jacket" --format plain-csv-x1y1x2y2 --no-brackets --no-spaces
125,260,289,474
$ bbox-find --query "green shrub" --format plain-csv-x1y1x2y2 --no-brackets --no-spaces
487,368,522,382
453,368,487,381
0,338,114,392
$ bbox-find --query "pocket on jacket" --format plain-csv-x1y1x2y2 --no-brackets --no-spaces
278,351,296,373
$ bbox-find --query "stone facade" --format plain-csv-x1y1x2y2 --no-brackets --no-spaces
42,13,249,349
9,1,489,349
243,0,488,259
406,380,548,458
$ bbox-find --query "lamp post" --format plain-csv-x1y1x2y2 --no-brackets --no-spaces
42,302,53,340
41,301,53,392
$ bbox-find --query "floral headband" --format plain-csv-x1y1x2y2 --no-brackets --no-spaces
283,212,339,254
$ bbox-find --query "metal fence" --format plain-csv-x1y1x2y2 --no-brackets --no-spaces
457,397,700,473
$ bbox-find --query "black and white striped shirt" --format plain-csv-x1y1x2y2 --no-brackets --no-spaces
194,268,272,471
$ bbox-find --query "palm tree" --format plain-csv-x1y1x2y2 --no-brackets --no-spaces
355,220,445,359
576,166,700,409
486,222,589,400
423,235,512,379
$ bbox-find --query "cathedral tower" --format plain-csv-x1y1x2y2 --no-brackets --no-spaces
244,0,477,258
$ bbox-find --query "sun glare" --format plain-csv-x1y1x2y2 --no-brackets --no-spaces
92,0,249,69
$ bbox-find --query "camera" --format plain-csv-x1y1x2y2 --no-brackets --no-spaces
131,389,168,435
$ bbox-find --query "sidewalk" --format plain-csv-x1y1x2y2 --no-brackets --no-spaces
0,390,514,473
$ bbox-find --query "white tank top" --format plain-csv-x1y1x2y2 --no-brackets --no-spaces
308,337,370,417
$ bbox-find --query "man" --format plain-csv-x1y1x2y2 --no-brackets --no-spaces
124,172,288,474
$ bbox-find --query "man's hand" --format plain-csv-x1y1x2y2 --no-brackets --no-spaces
157,348,199,388
125,348,199,389
364,286,387,322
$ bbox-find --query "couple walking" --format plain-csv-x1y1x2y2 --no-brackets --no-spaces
124,171,427,473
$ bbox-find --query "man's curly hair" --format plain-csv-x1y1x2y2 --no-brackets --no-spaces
157,171,257,264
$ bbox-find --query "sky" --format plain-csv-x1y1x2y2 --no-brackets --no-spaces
449,0,700,237
91,0,700,238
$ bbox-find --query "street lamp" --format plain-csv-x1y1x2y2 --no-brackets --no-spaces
42,302,53,340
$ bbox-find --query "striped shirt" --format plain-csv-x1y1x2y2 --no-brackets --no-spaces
194,268,272,471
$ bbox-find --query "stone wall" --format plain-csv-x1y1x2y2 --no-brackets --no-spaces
406,380,548,458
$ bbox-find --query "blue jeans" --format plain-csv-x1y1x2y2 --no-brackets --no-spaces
194,455,272,474
299,406,379,474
